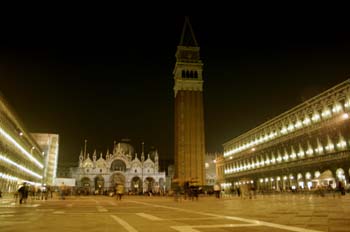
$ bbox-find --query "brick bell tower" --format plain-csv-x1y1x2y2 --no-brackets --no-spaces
173,17,205,186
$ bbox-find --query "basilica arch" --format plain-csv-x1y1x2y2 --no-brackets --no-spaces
81,177,91,187
110,173,125,189
94,175,105,192
130,176,142,194
80,177,91,195
144,177,155,193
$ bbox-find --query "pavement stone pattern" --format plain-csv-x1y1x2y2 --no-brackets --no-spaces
0,193,349,232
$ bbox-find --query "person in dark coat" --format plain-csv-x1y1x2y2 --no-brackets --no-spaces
18,183,26,204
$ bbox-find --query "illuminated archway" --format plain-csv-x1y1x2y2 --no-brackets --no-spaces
94,175,105,192
81,177,91,187
144,177,155,193
131,176,142,194
110,173,125,189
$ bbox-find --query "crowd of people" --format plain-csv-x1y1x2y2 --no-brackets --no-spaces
2,179,347,205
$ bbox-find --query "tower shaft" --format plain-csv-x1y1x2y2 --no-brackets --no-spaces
173,18,205,186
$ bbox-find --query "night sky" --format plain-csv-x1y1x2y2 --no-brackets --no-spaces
1,16,349,170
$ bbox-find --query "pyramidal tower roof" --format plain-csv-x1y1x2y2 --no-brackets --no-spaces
179,17,198,47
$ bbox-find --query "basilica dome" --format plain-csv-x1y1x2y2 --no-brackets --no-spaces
115,142,135,155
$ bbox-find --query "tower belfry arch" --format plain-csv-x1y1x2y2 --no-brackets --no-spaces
173,17,205,186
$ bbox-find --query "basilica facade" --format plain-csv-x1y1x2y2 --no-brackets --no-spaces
71,141,166,194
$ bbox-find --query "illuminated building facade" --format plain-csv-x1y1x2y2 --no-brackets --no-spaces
71,141,166,194
174,17,205,186
31,133,59,185
205,153,219,186
218,80,350,191
0,93,45,192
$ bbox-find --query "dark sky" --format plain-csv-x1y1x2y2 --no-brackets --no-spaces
1,16,349,170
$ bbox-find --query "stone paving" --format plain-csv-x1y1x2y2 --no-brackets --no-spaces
0,193,349,232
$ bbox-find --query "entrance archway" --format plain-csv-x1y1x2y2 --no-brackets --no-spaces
110,173,125,190
131,176,142,194
144,177,155,193
94,175,105,194
81,177,91,195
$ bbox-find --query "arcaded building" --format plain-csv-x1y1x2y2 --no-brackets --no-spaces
0,93,45,192
218,79,350,191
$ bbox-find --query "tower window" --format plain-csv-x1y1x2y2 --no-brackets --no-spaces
194,71,198,79
182,70,185,78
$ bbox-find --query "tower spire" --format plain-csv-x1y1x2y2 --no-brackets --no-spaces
141,142,145,162
84,139,87,160
179,16,198,47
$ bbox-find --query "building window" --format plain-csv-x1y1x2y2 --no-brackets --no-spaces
135,169,137,173
100,169,102,173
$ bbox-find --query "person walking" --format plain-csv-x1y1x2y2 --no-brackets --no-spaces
214,183,221,199
60,182,66,200
116,184,124,200
18,183,26,204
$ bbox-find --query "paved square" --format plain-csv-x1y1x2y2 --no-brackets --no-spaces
0,193,349,232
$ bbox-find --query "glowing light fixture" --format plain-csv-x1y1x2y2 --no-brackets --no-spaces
306,142,313,156
277,156,282,162
305,173,311,179
315,171,320,178
332,103,342,114
311,112,320,122
303,116,311,126
295,120,302,129
321,108,331,119
337,134,347,150
316,138,323,153
280,127,287,134
287,123,294,132
271,157,276,164
345,98,350,108
325,136,334,152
